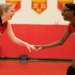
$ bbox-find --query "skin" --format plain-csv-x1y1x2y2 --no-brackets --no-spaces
1,5,35,52
35,6,75,50
35,6,75,68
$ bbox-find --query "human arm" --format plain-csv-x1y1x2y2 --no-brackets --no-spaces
5,22,34,52
35,24,71,50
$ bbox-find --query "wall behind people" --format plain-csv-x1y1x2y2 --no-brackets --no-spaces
0,0,75,59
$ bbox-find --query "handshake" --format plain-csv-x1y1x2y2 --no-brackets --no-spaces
34,45,43,51
26,43,44,52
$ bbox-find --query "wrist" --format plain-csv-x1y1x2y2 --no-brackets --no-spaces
42,45,46,49
24,42,30,46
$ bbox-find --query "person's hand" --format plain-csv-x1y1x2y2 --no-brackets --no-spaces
34,45,43,51
26,44,35,52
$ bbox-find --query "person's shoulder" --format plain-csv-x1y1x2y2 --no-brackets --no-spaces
67,23,70,30
7,21,11,25
6,21,11,27
68,22,71,27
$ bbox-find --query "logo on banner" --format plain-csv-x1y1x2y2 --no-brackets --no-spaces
6,0,21,12
57,0,74,11
32,0,47,14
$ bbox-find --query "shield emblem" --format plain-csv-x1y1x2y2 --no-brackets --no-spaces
6,0,21,12
57,0,74,11
32,0,47,14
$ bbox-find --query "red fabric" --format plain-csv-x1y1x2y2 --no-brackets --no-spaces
70,23,75,33
0,21,7,34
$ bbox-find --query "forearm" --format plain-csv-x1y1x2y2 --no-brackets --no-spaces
11,37,30,46
42,40,63,49
5,22,31,48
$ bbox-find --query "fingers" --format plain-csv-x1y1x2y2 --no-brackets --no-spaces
26,44,42,52
32,45,38,51
31,45,35,50
29,45,39,51
28,45,35,52
28,48,31,52
26,46,31,52
34,45,42,51
35,47,41,51
32,45,37,51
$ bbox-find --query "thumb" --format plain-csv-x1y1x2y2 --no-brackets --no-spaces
27,46,31,52
36,47,42,51
31,45,36,50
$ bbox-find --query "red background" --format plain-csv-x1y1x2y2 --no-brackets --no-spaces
0,24,75,59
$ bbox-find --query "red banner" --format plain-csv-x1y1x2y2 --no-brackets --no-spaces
32,0,47,14
6,0,21,12
57,0,74,11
